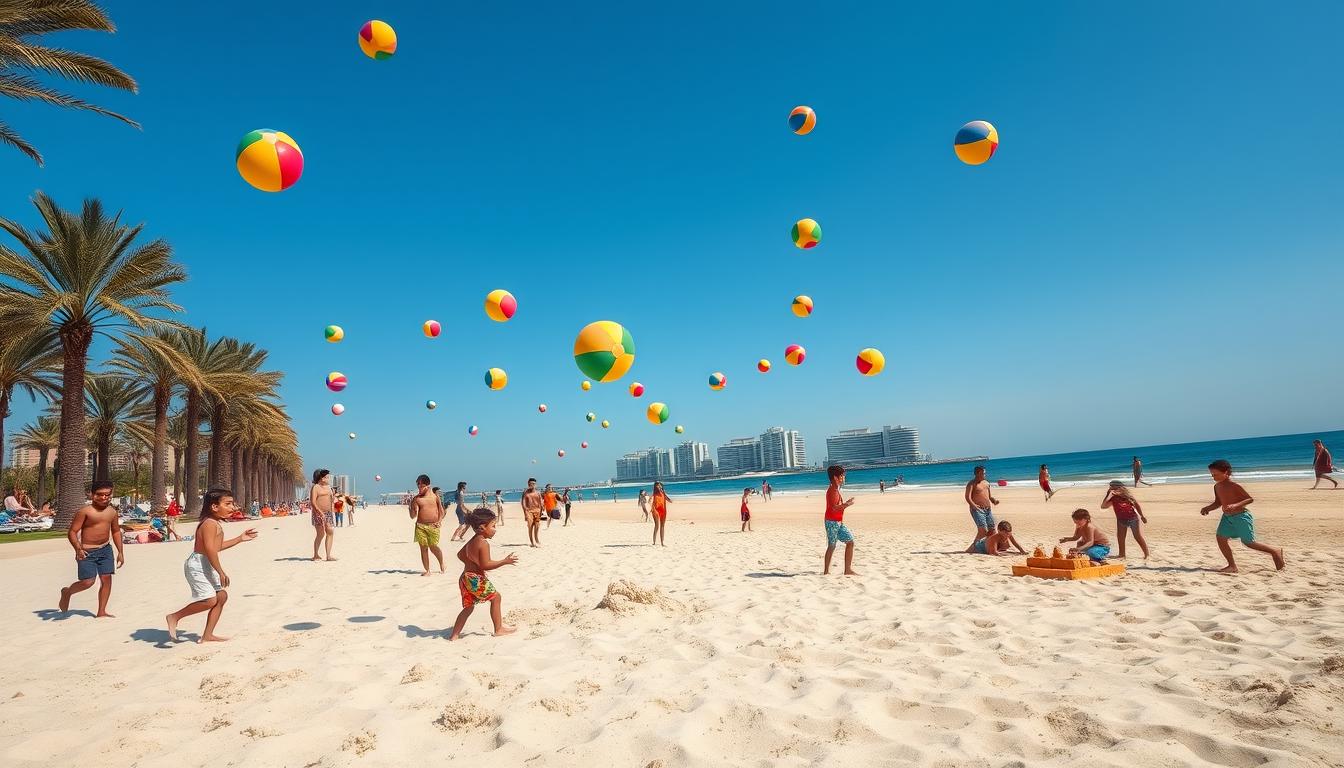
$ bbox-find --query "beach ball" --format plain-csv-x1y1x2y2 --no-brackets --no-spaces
629,381,645,398
538,403,547,413
708,372,726,390
423,320,441,338
235,129,303,192
348,432,357,440
856,348,885,376
789,105,816,135
996,479,1008,487
785,344,806,366
468,425,479,436
325,371,348,392
426,400,437,410
581,380,592,391
675,425,684,434
581,441,589,449
954,120,999,166
791,295,814,317
375,475,382,482
758,359,771,373
558,449,566,458
358,20,397,60
324,325,344,343
485,368,508,390
485,289,516,322
600,420,610,429
791,218,822,249
647,402,669,425
331,403,345,416
573,320,635,382
586,412,596,422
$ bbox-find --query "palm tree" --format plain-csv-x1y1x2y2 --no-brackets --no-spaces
14,414,58,507
166,409,187,505
204,338,276,488
0,0,139,166
84,373,145,482
0,193,184,528
0,325,59,477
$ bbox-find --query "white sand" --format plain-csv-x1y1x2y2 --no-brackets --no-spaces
1,481,1341,767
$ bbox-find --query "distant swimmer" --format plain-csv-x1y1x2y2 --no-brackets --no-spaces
1132,456,1153,488
1039,464,1056,501
1311,439,1338,490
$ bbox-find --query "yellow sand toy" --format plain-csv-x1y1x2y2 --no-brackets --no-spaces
1012,547,1125,580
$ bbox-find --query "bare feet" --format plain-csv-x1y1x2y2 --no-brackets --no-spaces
421,571,431,577
494,625,518,636
166,614,180,641
448,631,462,641
199,634,229,643
326,557,338,561
1271,547,1286,570
311,556,321,561
843,570,858,576
96,611,115,618
58,587,70,611
1216,565,1239,574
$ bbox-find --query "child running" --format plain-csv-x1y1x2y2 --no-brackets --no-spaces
409,474,446,576
966,520,1027,556
823,465,857,575
1200,459,1285,573
448,509,518,640
165,488,258,643
1102,481,1149,559
650,481,670,546
1059,509,1111,563
58,479,123,616
1038,465,1055,501
740,487,753,532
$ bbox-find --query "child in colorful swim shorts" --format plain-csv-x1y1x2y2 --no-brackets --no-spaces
1200,459,1285,574
740,487,753,533
1059,509,1111,563
823,465,856,575
967,520,1027,556
449,509,519,640
1102,481,1149,559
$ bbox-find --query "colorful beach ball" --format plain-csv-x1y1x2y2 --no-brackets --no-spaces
708,372,727,391
358,20,397,60
954,120,999,166
485,289,517,322
485,368,508,390
785,344,806,366
581,380,592,391
573,320,635,382
629,381,645,398
325,371,347,392
538,403,548,413
675,425,684,434
236,129,303,192
581,441,589,449
426,400,437,410
468,425,479,436
331,403,345,416
600,420,610,429
646,402,669,425
758,359,772,373
856,347,886,376
997,479,1008,487
792,295,814,317
586,412,596,422
423,320,441,338
791,218,822,249
324,325,344,343
557,449,566,458
789,105,816,135
375,474,382,482
348,432,357,440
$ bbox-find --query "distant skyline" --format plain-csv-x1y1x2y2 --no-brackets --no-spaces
3,2,1341,490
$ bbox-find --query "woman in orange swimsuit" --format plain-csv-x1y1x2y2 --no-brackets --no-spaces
650,481,670,547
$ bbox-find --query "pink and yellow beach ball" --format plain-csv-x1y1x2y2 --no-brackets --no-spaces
485,368,508,390
791,295,814,317
358,20,397,60
954,120,999,165
708,372,726,391
758,359,771,373
647,402,669,425
485,289,517,322
789,105,816,135
325,371,347,392
856,348,885,376
236,129,303,192
629,381,644,398
791,218,822,249
785,344,806,366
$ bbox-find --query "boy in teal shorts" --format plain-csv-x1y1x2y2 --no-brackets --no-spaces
1201,459,1285,574
823,465,857,575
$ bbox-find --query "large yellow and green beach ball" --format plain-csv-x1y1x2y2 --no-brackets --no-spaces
236,129,304,192
791,218,822,249
646,402,669,425
573,321,635,383
954,120,999,165
485,368,508,390
358,20,397,60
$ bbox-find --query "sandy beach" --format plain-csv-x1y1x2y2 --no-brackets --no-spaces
1,480,1341,767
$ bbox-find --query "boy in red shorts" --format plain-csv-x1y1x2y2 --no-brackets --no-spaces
449,509,519,640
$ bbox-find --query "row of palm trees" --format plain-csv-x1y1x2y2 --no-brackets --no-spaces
0,193,303,529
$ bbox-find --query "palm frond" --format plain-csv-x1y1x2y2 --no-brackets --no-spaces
0,71,139,127
0,116,40,164
0,41,136,91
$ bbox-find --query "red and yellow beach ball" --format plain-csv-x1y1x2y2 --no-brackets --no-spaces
791,218,822,249
358,20,397,59
236,129,303,192
423,320,441,338
629,381,645,398
789,105,816,135
708,372,727,390
856,348,885,376
954,120,999,166
325,371,347,392
485,289,516,322
574,320,635,383
791,295,814,317
758,359,771,373
785,344,806,366
647,402,669,425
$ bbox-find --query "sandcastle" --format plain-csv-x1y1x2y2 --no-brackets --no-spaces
1011,546,1125,580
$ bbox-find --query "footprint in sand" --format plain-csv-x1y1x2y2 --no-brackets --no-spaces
1163,589,1188,597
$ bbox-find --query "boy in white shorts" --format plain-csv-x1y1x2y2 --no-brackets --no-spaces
166,489,258,643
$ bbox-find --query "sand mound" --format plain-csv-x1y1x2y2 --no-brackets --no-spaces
595,579,685,615
342,729,377,755
433,703,499,732
400,664,431,684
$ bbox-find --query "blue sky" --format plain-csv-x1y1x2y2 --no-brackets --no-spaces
3,1,1341,491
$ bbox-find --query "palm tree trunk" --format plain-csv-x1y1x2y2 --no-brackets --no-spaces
149,385,169,514
172,446,183,506
36,448,50,509
96,436,111,482
210,402,230,487
184,391,202,511
0,387,10,483
55,327,94,530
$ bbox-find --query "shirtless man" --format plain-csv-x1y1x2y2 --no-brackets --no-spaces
309,468,336,561
521,478,543,547
1132,456,1153,488
1311,439,1337,490
963,465,999,547
408,474,446,576
58,480,124,616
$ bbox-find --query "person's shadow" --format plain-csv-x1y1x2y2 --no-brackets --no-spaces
367,569,423,575
745,571,805,578
274,557,314,562
33,608,94,621
130,628,188,648
399,624,451,639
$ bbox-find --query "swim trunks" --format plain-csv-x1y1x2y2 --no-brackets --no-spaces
455,507,466,525
969,506,995,531
312,509,334,528
1117,517,1140,532
1039,479,1052,492
1083,544,1110,561
183,551,223,601
525,509,541,524
1216,510,1255,543
414,522,441,547
740,503,750,522
77,543,116,580
972,538,988,554
459,572,498,608
824,519,854,547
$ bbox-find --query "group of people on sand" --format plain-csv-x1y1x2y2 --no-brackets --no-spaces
2,486,52,523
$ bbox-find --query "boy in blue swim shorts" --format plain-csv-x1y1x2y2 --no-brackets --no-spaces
823,465,857,575
1201,460,1285,574
1059,508,1111,563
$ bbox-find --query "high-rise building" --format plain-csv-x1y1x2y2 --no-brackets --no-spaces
616,452,645,482
673,441,712,478
759,427,806,470
8,445,41,469
614,448,677,482
825,425,922,466
881,426,920,463
332,474,354,495
716,437,762,474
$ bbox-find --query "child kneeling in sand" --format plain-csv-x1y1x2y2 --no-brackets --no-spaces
166,489,257,643
966,520,1027,556
449,509,519,640
1059,509,1111,563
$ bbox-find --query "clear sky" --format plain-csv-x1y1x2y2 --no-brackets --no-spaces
3,1,1341,491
